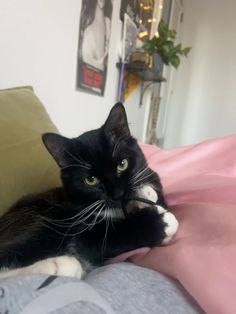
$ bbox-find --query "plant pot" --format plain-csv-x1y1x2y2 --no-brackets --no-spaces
152,53,163,74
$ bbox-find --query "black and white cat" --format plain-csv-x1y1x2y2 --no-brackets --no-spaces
0,103,178,279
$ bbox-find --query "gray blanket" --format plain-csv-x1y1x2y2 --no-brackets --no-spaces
0,263,203,314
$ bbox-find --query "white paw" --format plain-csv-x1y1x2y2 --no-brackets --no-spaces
161,212,179,245
30,256,84,279
155,205,167,215
135,185,158,208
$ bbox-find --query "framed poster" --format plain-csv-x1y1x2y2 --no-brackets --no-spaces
76,0,114,96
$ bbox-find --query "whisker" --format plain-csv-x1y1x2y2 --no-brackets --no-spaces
73,203,104,225
39,200,104,228
62,164,90,170
129,165,149,184
110,208,116,231
102,208,110,254
132,172,153,187
88,205,106,230
131,178,157,191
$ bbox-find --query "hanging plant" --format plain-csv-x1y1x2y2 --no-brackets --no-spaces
142,19,191,69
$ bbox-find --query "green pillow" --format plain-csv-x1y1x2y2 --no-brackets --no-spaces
0,86,61,216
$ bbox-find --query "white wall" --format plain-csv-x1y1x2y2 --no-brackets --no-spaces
0,0,147,139
125,84,152,142
162,0,236,147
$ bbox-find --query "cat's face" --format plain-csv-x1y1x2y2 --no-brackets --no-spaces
42,103,160,215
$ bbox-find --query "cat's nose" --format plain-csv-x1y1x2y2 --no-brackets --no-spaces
112,189,124,200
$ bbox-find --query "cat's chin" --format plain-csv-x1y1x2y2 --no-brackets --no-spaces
108,199,122,208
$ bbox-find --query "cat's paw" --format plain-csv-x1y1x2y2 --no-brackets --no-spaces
135,185,158,208
161,212,179,245
29,256,84,279
136,186,179,244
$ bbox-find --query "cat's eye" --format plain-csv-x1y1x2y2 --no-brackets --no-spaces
117,158,128,173
84,176,100,186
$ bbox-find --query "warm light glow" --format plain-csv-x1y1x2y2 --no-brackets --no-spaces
159,5,163,9
138,31,148,38
139,19,143,24
140,3,143,7
147,18,152,23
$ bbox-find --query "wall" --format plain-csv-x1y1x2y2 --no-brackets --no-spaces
162,0,236,147
0,0,148,140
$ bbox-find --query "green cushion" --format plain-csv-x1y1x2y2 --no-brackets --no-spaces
0,86,61,216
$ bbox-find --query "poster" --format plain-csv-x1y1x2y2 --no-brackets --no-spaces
76,0,114,96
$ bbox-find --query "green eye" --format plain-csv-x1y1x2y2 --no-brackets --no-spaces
117,158,128,173
84,176,100,186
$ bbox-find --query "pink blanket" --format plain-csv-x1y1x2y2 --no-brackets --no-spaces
111,135,236,314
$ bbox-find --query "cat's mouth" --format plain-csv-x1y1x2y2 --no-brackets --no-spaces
105,196,150,218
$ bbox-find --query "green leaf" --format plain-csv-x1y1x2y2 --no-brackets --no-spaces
182,47,191,56
158,20,168,37
162,44,171,55
170,55,180,68
174,43,182,53
167,29,177,39
141,18,191,69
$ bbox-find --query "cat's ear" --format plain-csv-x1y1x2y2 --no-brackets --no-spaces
103,102,131,143
42,133,70,168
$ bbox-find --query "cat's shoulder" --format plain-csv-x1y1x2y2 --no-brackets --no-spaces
8,187,64,214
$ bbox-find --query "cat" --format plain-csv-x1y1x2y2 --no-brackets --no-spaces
0,103,178,280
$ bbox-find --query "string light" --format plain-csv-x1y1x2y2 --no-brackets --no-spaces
138,31,148,38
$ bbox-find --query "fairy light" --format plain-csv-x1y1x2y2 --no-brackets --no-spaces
138,31,148,38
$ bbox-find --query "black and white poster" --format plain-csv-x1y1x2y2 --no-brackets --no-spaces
76,0,113,96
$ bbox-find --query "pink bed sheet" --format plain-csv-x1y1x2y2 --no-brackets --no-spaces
111,135,236,314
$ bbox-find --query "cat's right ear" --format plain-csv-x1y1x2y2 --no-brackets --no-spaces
103,102,131,144
42,133,70,168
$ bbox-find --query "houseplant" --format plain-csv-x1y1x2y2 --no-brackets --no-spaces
142,19,191,69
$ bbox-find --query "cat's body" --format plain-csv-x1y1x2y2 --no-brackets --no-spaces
0,103,178,279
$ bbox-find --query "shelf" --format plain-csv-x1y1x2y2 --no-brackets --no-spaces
116,61,166,83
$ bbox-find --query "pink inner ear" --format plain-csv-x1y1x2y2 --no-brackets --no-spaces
106,247,151,264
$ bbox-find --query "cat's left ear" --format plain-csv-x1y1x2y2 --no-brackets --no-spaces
42,133,71,168
103,102,131,143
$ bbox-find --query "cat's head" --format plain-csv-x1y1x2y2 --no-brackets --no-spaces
42,103,161,215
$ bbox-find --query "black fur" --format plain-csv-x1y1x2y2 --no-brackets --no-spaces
0,103,168,272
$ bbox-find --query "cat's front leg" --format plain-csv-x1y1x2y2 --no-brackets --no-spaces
0,256,84,280
104,207,175,259
131,185,179,244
